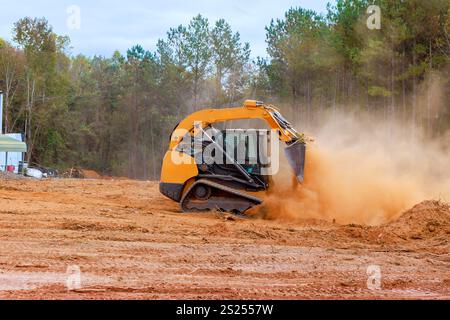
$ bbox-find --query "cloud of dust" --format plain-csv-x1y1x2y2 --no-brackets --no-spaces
260,110,450,226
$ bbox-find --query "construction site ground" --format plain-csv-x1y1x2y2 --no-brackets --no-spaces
0,177,448,300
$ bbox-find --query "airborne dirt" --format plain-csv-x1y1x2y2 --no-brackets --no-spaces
0,178,448,300
259,113,450,227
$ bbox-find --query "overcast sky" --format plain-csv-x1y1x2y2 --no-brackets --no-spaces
0,0,333,58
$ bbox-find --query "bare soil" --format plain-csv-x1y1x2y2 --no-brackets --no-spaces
0,178,448,300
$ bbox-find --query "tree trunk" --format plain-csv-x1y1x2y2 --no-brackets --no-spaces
334,70,339,123
426,40,432,136
150,116,156,179
412,37,417,132
402,48,406,124
390,43,395,122
26,75,35,164
4,70,12,133
215,66,222,105
307,75,311,125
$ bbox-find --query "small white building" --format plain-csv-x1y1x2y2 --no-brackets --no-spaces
0,133,27,173
0,91,27,173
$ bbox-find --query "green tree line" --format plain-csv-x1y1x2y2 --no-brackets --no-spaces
0,0,448,179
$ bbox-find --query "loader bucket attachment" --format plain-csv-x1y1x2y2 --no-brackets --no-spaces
284,141,306,183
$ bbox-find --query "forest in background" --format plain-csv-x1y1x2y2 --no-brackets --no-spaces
0,0,448,179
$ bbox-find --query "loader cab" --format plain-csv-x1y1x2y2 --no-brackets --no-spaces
222,129,271,172
191,127,272,191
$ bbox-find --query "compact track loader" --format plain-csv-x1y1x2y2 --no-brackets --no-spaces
160,100,306,214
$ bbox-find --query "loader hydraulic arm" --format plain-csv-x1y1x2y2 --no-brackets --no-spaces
169,100,305,151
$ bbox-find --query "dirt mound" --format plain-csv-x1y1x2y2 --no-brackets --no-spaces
381,200,450,240
80,169,102,179
0,171,28,180
338,200,450,245
61,168,102,179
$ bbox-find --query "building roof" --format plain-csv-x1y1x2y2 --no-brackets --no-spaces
0,135,27,153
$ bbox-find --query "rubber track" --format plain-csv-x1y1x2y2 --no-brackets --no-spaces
180,179,263,213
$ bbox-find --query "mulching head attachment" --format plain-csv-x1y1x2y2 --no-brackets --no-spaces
284,140,306,183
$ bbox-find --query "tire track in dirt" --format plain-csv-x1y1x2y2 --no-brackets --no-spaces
0,178,448,299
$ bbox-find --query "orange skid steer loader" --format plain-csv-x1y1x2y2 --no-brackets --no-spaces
159,100,306,215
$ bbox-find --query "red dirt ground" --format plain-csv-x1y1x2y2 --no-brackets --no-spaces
0,178,448,300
